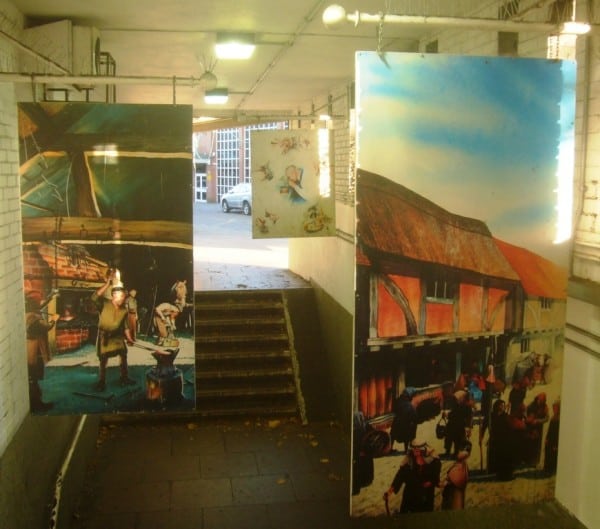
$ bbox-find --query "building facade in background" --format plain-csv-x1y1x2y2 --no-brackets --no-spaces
193,122,288,204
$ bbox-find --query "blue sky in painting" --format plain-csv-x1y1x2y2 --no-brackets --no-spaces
356,52,576,265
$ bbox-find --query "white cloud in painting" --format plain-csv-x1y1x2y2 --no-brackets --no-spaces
356,52,575,264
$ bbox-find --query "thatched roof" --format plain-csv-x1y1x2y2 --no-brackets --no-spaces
356,170,519,281
494,238,567,299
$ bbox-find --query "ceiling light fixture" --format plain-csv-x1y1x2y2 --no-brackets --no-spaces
215,33,255,60
560,21,591,35
204,87,229,104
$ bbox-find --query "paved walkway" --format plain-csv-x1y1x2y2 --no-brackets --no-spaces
69,415,587,529
71,417,351,529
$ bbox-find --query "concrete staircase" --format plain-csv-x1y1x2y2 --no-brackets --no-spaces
194,290,305,420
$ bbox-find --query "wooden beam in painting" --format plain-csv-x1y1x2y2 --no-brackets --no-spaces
21,216,192,247
377,272,418,335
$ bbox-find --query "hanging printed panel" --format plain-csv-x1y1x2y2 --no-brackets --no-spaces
19,102,195,415
352,53,574,516
250,129,335,238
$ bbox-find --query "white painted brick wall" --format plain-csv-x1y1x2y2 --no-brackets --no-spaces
572,0,600,281
0,0,27,457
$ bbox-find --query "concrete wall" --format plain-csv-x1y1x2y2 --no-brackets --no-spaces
284,288,347,423
0,414,101,529
558,292,600,529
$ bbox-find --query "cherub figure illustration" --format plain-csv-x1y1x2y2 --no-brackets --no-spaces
257,161,274,181
280,164,306,203
255,217,269,234
271,135,311,155
303,204,333,233
265,210,279,224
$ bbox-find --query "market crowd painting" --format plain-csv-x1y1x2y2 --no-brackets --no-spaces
351,53,574,517
19,102,195,415
250,129,335,238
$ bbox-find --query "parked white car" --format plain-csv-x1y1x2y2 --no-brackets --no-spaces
221,182,252,215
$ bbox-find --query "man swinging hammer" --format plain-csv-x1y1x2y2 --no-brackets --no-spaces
92,270,135,391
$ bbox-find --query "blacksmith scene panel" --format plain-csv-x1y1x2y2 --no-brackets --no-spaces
18,102,195,415
351,53,573,517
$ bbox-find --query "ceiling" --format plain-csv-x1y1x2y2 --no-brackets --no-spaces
5,0,580,126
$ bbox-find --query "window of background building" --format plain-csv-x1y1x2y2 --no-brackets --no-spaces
216,128,241,200
195,162,207,202
243,122,288,182
216,122,288,201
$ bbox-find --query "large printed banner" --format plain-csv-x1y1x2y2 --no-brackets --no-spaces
250,129,335,238
19,102,195,415
352,53,574,516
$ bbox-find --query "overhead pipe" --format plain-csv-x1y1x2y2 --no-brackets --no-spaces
322,4,591,34
0,72,205,86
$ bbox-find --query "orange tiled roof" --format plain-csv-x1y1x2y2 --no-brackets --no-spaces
493,238,567,299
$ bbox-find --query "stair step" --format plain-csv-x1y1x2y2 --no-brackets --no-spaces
196,304,283,313
196,333,289,344
194,294,283,310
196,316,286,327
194,399,298,417
193,290,300,420
196,384,296,398
196,366,294,379
196,349,290,361
198,325,286,336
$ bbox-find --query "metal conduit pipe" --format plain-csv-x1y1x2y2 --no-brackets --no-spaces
0,72,203,86
236,0,327,110
322,4,591,34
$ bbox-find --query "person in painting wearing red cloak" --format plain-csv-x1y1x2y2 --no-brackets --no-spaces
524,392,549,467
383,438,441,514
441,440,471,510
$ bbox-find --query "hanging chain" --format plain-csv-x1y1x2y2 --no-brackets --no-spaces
377,11,385,56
